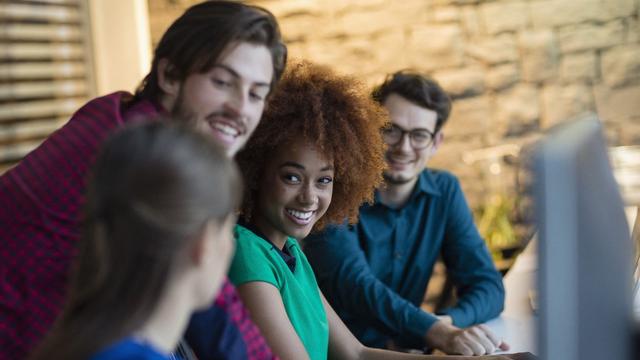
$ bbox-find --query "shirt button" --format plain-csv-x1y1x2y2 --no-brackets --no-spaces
394,252,402,260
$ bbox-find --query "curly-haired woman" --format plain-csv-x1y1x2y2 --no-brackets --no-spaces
230,61,534,360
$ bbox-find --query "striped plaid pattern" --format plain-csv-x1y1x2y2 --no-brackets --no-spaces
214,281,277,360
0,93,274,360
0,92,157,360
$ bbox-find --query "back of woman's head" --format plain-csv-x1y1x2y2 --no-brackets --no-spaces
237,61,387,230
30,120,241,360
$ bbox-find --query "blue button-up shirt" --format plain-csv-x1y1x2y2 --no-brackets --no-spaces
304,169,504,349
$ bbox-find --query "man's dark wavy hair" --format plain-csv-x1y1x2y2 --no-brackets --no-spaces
372,70,452,133
136,0,287,103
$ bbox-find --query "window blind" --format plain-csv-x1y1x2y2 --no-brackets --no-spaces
0,0,95,173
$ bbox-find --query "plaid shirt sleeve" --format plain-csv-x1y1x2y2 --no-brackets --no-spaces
0,92,160,360
216,279,277,360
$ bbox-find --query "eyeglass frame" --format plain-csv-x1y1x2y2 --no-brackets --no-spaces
381,124,437,150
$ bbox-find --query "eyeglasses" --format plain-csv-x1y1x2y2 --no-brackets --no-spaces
382,124,435,150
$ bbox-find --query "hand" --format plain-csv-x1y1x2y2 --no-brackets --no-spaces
425,320,510,356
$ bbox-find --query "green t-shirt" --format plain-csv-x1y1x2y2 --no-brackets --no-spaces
229,225,329,360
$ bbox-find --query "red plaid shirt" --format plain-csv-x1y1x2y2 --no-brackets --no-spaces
0,92,275,360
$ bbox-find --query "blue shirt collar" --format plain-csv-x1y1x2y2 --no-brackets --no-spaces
415,169,442,197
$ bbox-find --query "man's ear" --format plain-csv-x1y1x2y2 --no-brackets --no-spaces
431,131,445,155
157,58,180,97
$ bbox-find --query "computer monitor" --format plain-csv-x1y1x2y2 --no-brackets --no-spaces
533,115,633,360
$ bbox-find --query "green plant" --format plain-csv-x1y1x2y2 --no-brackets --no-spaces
475,193,518,261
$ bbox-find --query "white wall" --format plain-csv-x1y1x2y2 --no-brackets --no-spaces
88,0,152,95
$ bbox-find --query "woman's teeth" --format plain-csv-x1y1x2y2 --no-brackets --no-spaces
287,209,313,220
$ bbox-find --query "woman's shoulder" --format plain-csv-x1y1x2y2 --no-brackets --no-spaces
90,338,169,360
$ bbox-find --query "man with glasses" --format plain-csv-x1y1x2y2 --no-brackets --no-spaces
305,71,506,356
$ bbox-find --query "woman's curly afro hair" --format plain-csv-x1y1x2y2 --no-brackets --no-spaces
236,60,388,232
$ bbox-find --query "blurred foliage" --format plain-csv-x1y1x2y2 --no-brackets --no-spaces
475,193,519,262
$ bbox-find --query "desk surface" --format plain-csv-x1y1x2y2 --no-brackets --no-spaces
485,238,537,354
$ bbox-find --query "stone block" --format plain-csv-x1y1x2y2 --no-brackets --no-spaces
494,85,540,136
257,0,320,18
433,67,486,98
594,84,640,123
530,0,587,28
284,41,308,59
385,0,430,23
304,38,344,68
431,0,482,5
373,31,410,71
304,38,362,75
461,5,483,36
305,31,407,78
604,0,637,19
446,96,491,137
518,30,559,83
486,63,520,91
557,20,625,53
332,0,386,15
540,84,594,128
480,1,528,34
278,14,325,42
323,1,429,38
146,2,418,43
629,17,639,43
601,46,640,88
322,8,398,37
466,35,518,65
560,52,597,83
342,32,408,76
408,26,465,71
431,6,461,23
530,0,636,28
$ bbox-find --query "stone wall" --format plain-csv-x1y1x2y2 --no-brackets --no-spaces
147,0,640,209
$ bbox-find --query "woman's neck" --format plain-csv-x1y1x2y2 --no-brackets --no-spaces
135,276,195,354
250,216,288,250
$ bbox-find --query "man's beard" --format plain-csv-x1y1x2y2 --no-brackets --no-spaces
383,171,415,185
169,89,198,126
170,88,246,138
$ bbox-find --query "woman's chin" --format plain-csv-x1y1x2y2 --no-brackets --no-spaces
288,228,311,240
283,222,315,240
